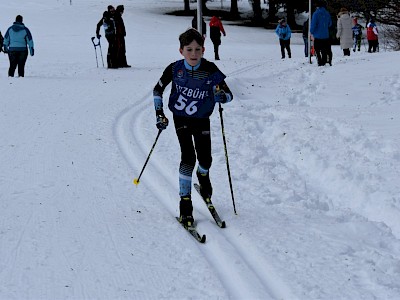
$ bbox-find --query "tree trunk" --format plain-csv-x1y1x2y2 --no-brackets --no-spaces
252,0,263,24
184,0,190,13
230,0,240,19
267,0,278,24
285,0,296,28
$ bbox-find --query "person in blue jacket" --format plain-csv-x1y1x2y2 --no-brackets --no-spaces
3,15,34,77
152,28,233,227
275,19,292,59
310,0,332,66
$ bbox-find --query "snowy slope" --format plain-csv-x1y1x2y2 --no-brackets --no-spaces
1,0,400,299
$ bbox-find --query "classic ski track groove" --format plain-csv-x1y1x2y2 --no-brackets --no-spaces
114,63,296,299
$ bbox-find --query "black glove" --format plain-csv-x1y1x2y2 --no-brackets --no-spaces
156,114,169,130
96,34,101,39
282,33,286,39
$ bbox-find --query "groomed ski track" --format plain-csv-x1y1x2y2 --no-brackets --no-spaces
113,63,297,299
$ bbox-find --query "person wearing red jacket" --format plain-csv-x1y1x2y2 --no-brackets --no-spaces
366,17,379,53
209,16,226,60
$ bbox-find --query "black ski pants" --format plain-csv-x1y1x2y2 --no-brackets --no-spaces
173,115,212,173
314,38,332,66
368,40,379,53
105,34,118,68
8,50,28,77
279,39,291,58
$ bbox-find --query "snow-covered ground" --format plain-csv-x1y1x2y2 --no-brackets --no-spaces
1,0,400,299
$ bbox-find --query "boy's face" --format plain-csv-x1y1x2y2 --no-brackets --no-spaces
179,40,204,67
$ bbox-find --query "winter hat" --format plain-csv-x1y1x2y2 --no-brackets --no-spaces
15,15,23,23
116,5,124,13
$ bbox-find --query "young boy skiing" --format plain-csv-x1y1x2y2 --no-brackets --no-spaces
153,28,233,227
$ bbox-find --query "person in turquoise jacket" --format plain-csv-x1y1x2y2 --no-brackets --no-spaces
3,15,34,77
275,19,292,59
310,0,332,66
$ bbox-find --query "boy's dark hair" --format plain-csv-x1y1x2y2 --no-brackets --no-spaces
16,15,23,23
179,28,204,49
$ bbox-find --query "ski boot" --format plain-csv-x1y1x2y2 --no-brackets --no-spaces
196,170,213,200
179,195,194,227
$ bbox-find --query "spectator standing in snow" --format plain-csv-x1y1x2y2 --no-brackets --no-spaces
310,0,332,66
275,19,292,59
209,15,226,60
2,15,34,77
352,18,363,52
366,17,379,53
192,14,207,39
115,5,131,68
152,29,233,227
96,5,118,68
336,7,353,56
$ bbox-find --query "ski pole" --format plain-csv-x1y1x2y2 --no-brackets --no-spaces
91,37,99,67
133,129,162,186
97,38,105,67
218,102,237,215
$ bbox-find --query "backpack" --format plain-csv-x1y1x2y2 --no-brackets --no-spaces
0,31,3,52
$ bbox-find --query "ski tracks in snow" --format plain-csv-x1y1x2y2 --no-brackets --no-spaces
113,81,296,299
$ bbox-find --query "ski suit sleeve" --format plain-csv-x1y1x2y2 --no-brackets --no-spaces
214,80,233,103
96,18,103,36
219,20,226,35
153,63,173,114
25,27,34,55
275,25,280,38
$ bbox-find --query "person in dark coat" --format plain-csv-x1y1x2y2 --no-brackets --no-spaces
96,5,118,68
310,0,333,66
115,5,131,68
192,14,207,39
209,15,226,60
3,15,34,77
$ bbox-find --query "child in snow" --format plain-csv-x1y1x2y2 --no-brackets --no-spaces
152,28,233,227
352,18,363,52
209,15,226,60
366,17,379,53
275,19,292,59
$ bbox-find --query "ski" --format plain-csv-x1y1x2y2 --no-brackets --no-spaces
194,183,226,228
176,217,206,243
